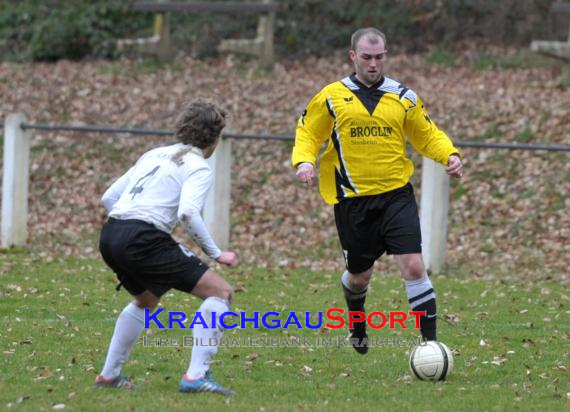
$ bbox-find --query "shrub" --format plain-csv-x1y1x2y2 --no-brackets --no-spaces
0,0,148,61
0,0,559,62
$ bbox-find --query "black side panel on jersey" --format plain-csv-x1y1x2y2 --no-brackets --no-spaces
326,99,356,200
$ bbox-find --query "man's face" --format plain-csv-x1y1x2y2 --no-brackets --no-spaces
349,36,387,87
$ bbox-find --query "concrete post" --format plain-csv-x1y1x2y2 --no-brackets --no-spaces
2,113,31,248
217,0,275,70
420,157,450,274
204,137,232,250
259,0,275,70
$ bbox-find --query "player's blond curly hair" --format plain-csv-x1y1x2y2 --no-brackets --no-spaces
174,97,227,149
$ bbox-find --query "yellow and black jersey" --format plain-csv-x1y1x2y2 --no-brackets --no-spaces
292,74,460,205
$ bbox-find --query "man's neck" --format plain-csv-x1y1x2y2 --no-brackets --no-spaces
353,73,383,88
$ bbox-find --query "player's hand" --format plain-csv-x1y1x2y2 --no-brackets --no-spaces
446,154,463,178
216,251,238,267
296,163,316,185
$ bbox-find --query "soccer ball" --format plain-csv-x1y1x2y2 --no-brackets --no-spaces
409,341,454,381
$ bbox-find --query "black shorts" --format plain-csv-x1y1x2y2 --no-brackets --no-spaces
99,218,209,298
334,183,422,273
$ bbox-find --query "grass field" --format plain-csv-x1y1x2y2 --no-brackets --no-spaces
1,252,569,411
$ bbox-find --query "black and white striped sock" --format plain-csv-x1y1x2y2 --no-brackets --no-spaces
405,273,437,341
341,270,367,312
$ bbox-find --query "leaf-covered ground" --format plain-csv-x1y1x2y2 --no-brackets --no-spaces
1,256,569,410
0,49,568,280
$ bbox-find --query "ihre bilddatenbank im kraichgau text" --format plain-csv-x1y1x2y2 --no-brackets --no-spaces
142,308,427,348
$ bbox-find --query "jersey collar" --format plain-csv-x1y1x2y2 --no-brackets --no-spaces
177,143,204,158
350,73,385,90
189,146,205,158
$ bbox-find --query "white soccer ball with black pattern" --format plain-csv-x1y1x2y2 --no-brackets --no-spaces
409,341,454,381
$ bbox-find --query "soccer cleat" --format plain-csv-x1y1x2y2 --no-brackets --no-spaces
348,319,369,355
180,373,235,396
95,374,138,390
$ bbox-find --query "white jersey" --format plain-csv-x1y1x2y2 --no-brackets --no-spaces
101,143,221,259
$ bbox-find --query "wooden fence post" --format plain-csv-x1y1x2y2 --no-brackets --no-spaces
204,137,232,250
154,8,172,60
420,157,450,274
2,113,31,248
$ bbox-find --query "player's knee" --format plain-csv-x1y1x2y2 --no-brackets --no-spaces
221,286,234,305
134,291,160,309
349,267,373,289
351,275,370,290
134,299,158,310
406,259,425,279
209,284,234,305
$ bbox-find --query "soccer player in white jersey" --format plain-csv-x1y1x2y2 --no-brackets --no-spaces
95,98,237,396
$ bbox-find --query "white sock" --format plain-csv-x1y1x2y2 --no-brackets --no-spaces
404,273,435,308
186,297,230,379
100,302,145,379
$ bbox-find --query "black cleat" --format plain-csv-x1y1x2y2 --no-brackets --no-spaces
348,320,369,354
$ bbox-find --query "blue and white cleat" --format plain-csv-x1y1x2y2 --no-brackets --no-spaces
180,373,235,396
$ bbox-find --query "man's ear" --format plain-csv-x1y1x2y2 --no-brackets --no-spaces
348,49,356,62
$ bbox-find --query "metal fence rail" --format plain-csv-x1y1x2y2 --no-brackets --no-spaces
2,115,570,273
8,121,570,151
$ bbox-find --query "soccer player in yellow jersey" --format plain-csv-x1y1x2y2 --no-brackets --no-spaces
292,28,463,353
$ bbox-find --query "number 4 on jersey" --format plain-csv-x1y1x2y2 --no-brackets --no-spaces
129,166,160,199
